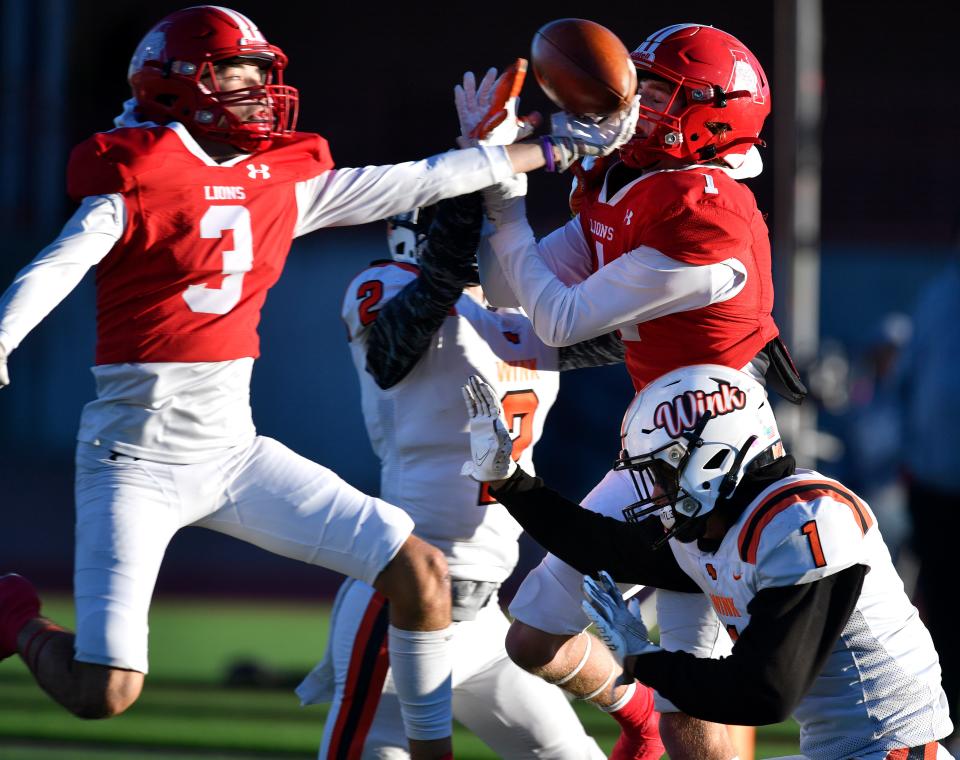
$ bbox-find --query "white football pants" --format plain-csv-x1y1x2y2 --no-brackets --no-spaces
73,437,413,673
299,578,606,759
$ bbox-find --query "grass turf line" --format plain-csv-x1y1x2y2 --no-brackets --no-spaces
0,595,800,758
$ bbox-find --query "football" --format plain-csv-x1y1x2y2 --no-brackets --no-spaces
531,18,637,116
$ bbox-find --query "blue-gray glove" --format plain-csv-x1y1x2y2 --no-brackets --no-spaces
582,571,661,664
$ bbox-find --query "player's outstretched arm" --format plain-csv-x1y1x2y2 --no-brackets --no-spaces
364,194,483,389
0,194,123,388
626,564,868,725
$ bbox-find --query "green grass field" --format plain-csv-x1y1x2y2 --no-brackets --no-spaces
0,596,800,759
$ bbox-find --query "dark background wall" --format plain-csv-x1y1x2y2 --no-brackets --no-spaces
1,1,957,598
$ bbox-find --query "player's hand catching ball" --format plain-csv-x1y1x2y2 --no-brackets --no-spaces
582,571,661,665
543,95,640,172
461,375,516,483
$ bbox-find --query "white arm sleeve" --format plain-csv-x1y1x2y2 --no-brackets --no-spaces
479,216,593,308
0,194,124,354
292,145,514,237
489,217,747,347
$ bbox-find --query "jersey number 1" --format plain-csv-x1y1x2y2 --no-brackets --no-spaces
183,205,254,315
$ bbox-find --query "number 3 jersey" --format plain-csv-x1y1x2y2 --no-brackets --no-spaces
67,124,333,364
0,118,513,462
668,469,952,759
341,262,560,583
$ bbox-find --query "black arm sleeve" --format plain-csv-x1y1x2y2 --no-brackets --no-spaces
364,193,483,389
558,332,626,371
628,563,867,725
490,469,700,593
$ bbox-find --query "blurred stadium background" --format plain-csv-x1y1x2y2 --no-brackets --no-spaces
1,0,957,756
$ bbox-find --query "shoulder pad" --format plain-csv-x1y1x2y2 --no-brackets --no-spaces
261,132,335,179
66,127,171,200
739,479,875,587
341,261,420,338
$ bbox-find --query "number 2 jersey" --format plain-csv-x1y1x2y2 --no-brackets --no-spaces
341,262,560,583
0,119,514,463
667,469,952,759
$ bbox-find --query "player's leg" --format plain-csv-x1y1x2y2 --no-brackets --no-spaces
197,437,453,760
451,593,605,759
506,469,663,760
300,578,408,759
1,445,183,717
655,590,742,760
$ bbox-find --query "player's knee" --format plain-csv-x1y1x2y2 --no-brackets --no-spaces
72,666,143,719
505,620,567,672
377,536,450,618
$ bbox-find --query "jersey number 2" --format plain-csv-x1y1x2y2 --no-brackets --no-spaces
183,205,254,315
479,389,539,505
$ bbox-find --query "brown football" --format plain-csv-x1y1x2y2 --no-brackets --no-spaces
531,18,637,116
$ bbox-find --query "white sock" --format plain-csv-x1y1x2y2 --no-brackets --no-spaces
388,624,454,741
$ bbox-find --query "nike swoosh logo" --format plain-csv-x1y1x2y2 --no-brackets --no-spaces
732,573,742,580
475,451,490,466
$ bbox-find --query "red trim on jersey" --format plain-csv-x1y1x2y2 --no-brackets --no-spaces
738,481,872,564
884,743,941,759
326,592,390,760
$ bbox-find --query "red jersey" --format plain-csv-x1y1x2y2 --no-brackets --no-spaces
67,125,334,364
578,166,778,390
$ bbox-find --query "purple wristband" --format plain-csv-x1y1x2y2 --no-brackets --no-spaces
540,136,555,173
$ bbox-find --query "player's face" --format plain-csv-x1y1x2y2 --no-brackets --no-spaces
634,76,682,138
203,60,272,124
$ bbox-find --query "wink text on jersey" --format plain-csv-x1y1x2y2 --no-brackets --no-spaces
497,359,539,382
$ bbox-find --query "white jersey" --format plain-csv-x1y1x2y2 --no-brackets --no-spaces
341,262,560,583
668,469,952,759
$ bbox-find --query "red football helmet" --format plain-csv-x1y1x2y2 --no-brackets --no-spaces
620,24,770,168
127,6,299,152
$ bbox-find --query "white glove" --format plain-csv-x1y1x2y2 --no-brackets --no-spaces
581,571,661,664
460,375,516,482
0,343,9,389
454,60,537,146
543,95,640,172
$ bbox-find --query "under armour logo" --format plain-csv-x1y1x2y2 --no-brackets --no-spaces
624,210,634,225
246,163,271,179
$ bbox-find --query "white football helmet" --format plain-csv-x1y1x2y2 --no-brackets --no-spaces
385,206,436,265
616,364,781,545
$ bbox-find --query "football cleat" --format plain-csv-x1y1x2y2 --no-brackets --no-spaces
0,574,41,661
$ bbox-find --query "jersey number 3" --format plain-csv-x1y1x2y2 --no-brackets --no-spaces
183,205,254,315
479,389,539,505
